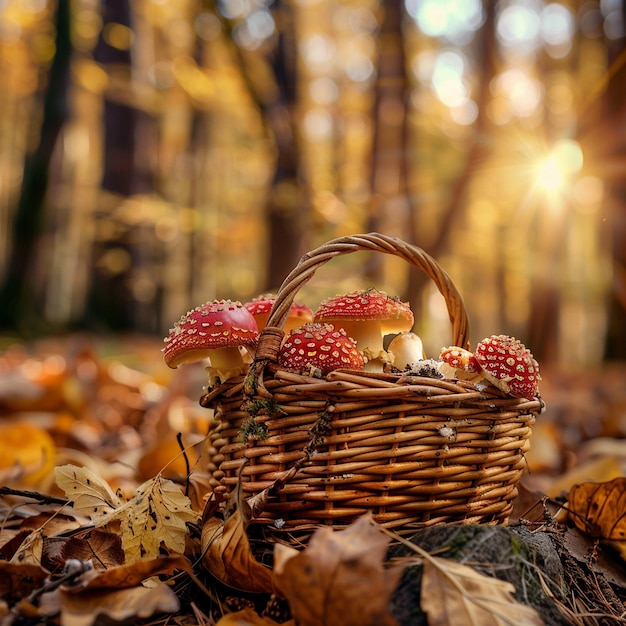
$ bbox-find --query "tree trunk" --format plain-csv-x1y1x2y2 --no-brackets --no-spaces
264,0,309,290
366,0,410,283
604,1,626,360
83,0,157,331
0,0,71,332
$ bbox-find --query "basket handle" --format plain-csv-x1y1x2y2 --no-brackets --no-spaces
245,233,470,396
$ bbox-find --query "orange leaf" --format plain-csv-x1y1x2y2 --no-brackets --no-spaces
568,477,626,540
0,423,56,487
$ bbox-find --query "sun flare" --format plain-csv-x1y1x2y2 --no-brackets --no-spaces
534,139,584,194
535,155,565,192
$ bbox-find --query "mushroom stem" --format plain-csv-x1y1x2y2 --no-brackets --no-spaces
339,320,388,371
205,347,247,385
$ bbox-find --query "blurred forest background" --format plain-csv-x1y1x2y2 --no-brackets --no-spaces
0,0,625,369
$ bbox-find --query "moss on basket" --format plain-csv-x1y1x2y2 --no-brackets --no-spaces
240,417,269,443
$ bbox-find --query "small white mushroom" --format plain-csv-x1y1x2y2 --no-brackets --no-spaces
388,332,425,370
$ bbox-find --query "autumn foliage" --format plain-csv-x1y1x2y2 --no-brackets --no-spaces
1,339,626,624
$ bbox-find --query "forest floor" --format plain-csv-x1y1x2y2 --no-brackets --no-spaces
1,333,626,625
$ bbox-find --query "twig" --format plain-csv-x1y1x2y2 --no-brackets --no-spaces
0,486,70,506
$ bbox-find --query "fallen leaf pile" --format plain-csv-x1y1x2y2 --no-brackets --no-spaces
1,336,626,624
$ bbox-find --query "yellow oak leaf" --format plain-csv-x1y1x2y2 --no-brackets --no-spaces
97,475,200,563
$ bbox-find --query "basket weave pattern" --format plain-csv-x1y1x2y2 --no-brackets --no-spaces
202,234,542,533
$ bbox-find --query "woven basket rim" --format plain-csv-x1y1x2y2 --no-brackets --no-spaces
244,232,470,399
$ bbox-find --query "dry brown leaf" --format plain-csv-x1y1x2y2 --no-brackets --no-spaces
272,514,402,626
77,554,192,590
39,582,180,626
0,561,48,603
420,555,544,626
186,469,215,512
201,504,274,594
60,529,124,569
568,477,626,540
214,607,294,625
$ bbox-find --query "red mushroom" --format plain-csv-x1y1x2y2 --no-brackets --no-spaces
244,294,313,333
162,299,259,385
278,322,364,375
313,288,414,371
439,346,482,381
474,334,540,399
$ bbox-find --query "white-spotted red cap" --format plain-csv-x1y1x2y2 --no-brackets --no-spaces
278,323,364,374
474,335,540,399
244,294,313,332
313,288,414,334
162,299,258,368
440,346,481,374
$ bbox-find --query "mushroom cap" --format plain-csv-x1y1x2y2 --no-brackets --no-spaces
163,299,259,368
313,288,414,334
278,322,364,375
474,335,540,399
244,294,313,331
439,346,481,374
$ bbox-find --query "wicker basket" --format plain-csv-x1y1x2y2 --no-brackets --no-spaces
201,233,542,534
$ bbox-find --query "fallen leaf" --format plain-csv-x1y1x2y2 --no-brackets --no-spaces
568,477,626,540
78,554,192,590
525,455,623,499
10,528,44,566
420,555,544,626
202,504,274,594
0,561,48,604
60,529,124,570
97,475,200,562
55,464,122,518
214,607,293,625
272,514,402,626
0,423,56,487
40,582,180,626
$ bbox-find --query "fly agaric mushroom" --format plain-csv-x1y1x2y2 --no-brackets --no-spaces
162,299,259,386
388,332,425,370
313,288,414,372
474,334,540,400
278,322,364,375
439,346,482,381
244,294,313,333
